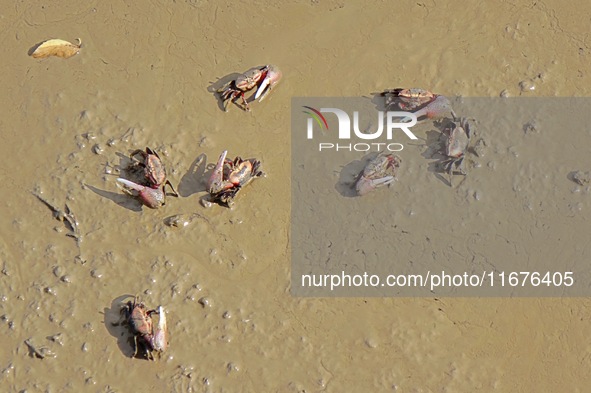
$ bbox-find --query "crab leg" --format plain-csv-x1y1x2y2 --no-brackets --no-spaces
163,180,179,197
239,92,251,111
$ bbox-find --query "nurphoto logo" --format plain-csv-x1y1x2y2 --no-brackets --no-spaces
303,105,419,152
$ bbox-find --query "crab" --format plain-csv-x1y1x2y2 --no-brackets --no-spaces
355,153,402,196
217,64,282,111
379,88,456,120
207,150,264,207
129,147,178,196
121,296,157,359
440,117,471,176
117,178,166,209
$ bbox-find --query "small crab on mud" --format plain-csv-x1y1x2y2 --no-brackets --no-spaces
119,297,168,360
355,153,402,196
117,147,178,209
378,88,456,120
439,117,472,177
217,64,282,111
207,150,264,207
120,296,156,359
129,147,178,195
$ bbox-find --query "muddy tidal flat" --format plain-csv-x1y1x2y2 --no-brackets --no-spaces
1,1,591,392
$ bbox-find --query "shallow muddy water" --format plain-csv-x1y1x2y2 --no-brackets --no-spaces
1,1,591,391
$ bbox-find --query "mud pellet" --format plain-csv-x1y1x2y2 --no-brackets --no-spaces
52,266,63,277
47,333,64,346
473,139,487,157
198,297,211,308
171,284,181,297
523,122,538,134
365,338,378,348
90,269,102,279
92,144,104,155
44,287,57,296
1,362,14,376
519,79,535,92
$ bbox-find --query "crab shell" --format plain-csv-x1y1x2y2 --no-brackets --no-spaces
143,149,167,188
381,88,436,111
213,158,263,207
227,157,262,187
445,119,470,158
208,151,264,207
380,88,455,119
130,147,167,188
127,300,153,337
396,88,436,110
208,151,263,194
355,153,402,196
234,66,266,92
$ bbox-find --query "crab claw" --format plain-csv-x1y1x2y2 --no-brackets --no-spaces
255,65,282,101
207,150,228,194
356,175,396,196
148,305,168,354
412,95,456,120
117,178,165,209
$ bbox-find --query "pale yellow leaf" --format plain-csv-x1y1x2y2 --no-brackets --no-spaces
31,38,81,59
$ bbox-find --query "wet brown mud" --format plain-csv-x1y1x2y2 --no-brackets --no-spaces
1,1,591,391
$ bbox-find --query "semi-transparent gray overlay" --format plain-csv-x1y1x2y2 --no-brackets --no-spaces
291,96,591,296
